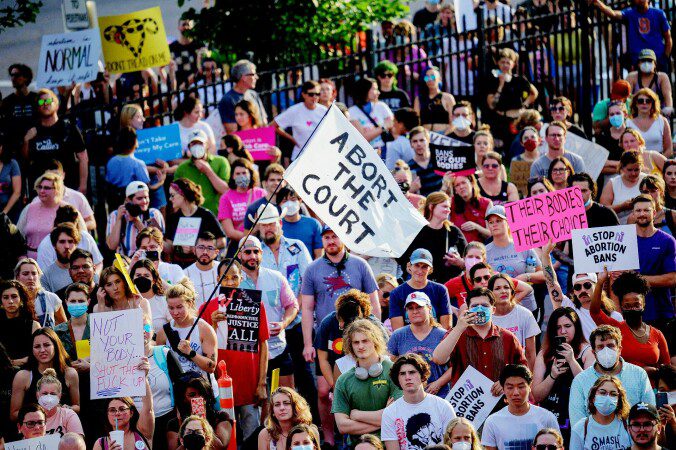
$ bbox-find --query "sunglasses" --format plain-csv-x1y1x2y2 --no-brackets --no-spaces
304,92,320,97
573,281,593,291
38,98,54,106
382,292,391,299
636,98,653,105
424,75,438,82
483,163,499,169
473,275,491,283
243,249,261,255
379,73,394,78
535,445,559,450
549,105,566,112
640,188,658,194
36,185,55,191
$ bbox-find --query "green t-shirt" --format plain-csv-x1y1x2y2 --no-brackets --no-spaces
592,98,633,122
331,358,402,439
174,155,230,215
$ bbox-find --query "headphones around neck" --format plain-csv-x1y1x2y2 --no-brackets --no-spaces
354,358,384,380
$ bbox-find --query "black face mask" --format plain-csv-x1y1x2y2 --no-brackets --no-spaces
133,276,153,293
622,309,644,327
182,433,206,450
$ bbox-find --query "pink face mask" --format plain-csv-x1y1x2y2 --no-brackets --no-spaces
465,257,482,273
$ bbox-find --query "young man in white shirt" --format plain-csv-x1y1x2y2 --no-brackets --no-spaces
381,353,455,450
482,364,559,450
184,231,220,308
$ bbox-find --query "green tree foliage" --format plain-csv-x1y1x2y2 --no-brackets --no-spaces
0,0,43,34
179,0,409,67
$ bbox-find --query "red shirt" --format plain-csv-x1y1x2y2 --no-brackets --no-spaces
450,197,491,243
591,309,670,371
200,299,270,406
448,323,527,385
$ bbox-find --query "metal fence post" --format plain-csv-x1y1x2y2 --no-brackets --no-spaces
476,5,487,84
579,0,594,135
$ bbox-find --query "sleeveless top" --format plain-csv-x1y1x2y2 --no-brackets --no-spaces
169,318,207,375
631,73,665,106
0,316,34,360
479,180,510,206
26,367,72,407
626,118,666,153
610,173,645,224
419,92,449,126
641,151,662,177
656,208,676,236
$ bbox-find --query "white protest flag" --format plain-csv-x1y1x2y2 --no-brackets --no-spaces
284,104,427,257
539,124,609,180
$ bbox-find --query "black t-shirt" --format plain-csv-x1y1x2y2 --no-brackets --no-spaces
567,124,588,140
378,89,411,113
586,202,620,229
487,74,532,111
446,130,476,146
169,40,204,86
0,92,38,146
28,119,86,188
412,8,438,29
595,130,623,162
165,206,226,242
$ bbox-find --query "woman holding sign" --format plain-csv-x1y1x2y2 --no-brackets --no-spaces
10,328,80,421
93,360,154,450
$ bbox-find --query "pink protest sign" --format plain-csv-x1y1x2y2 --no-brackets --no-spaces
504,186,588,251
234,126,276,160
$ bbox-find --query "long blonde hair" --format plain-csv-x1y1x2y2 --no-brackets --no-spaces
444,418,482,450
265,387,313,442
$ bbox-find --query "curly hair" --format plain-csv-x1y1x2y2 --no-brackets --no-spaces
179,415,215,449
444,418,482,450
587,375,630,419
0,279,36,321
171,178,205,206
611,271,650,307
265,387,313,442
343,318,387,359
335,289,372,324
630,88,661,119
390,353,431,388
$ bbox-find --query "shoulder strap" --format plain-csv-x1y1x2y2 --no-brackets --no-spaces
357,104,380,128
583,417,590,441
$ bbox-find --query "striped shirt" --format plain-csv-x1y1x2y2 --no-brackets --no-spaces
105,208,165,256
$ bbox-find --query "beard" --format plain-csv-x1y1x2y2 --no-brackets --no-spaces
243,259,260,271
57,251,71,264
198,254,214,265
263,231,280,246
633,434,657,448
636,218,652,228
325,243,344,257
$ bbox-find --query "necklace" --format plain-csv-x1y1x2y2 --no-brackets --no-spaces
629,323,648,339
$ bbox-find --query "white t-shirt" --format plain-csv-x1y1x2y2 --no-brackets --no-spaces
147,295,170,333
381,394,456,450
36,230,104,270
178,121,216,157
570,416,631,450
561,297,624,342
159,261,186,285
348,101,393,149
482,405,559,450
492,304,540,347
184,263,219,308
274,102,328,160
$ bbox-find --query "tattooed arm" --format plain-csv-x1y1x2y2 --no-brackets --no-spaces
542,241,564,310
196,321,218,374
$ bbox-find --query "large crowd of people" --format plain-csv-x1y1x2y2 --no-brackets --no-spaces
0,0,674,449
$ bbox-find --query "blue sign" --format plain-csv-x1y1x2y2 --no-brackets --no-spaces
136,123,182,164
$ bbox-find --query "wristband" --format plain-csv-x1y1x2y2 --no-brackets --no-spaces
188,350,197,359
549,373,557,380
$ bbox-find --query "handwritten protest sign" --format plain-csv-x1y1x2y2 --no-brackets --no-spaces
572,225,640,273
99,6,171,74
219,287,262,353
173,217,202,247
90,309,145,399
445,366,500,428
63,0,90,30
5,434,59,450
539,124,609,180
285,105,427,257
136,123,182,164
505,186,588,251
509,160,532,198
37,29,101,88
430,143,476,176
234,127,276,161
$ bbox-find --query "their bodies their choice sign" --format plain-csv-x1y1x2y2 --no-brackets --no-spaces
446,366,501,428
284,104,427,258
136,123,182,164
505,186,588,251
37,29,101,88
5,435,59,450
572,225,640,273
90,309,145,399
234,127,276,161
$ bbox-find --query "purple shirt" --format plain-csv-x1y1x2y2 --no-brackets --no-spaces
637,229,676,321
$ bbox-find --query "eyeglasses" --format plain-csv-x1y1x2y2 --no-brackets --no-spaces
640,188,658,194
379,73,394,78
70,264,93,271
552,168,569,173
636,98,653,105
107,406,131,414
423,75,438,82
573,281,593,291
196,245,217,252
242,249,261,255
38,98,54,106
535,445,560,450
473,275,491,283
483,163,499,169
549,105,566,112
22,420,46,429
304,92,320,97
629,421,656,431
36,185,55,191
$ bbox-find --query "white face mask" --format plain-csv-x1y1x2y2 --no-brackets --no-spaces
595,346,618,369
38,394,60,410
639,61,655,74
190,144,206,159
452,442,472,450
452,116,472,131
282,200,300,216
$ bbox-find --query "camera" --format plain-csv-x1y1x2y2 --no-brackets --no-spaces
145,250,159,261
125,202,143,218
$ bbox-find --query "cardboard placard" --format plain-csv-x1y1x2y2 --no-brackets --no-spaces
90,309,145,399
571,225,640,273
5,434,60,450
113,253,139,295
219,287,262,353
135,123,183,164
99,6,171,74
509,160,532,198
63,0,90,30
234,127,276,161
505,186,588,251
37,29,102,88
445,366,501,428
173,217,202,247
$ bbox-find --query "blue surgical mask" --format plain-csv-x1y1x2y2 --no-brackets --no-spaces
584,198,593,208
609,114,624,128
428,0,441,5
291,446,314,450
469,305,492,325
67,303,88,318
594,394,618,416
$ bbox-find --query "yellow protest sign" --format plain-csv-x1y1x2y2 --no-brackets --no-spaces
99,6,170,74
75,340,91,360
270,368,280,392
114,253,139,295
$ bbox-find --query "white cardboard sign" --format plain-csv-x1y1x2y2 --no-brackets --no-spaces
572,224,640,273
